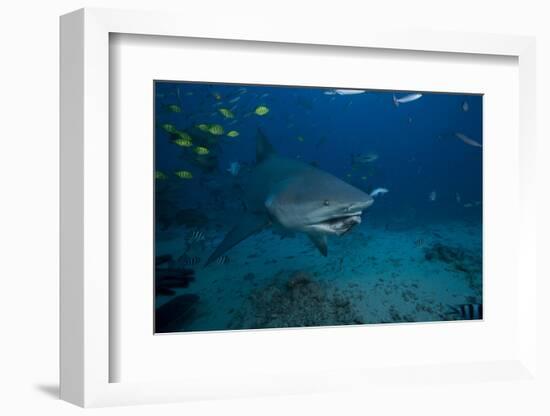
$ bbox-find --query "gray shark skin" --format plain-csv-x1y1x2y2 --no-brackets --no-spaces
205,129,374,266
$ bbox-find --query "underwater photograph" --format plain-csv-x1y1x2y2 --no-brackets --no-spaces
154,81,483,333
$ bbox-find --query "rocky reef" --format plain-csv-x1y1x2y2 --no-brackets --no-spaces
228,270,365,329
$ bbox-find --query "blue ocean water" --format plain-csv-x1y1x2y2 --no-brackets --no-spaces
154,82,483,333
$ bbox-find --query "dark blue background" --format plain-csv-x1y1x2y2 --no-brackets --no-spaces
155,82,482,225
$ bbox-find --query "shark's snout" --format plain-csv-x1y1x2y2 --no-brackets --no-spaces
358,193,375,209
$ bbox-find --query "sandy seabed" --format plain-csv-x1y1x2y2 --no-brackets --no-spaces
155,218,482,333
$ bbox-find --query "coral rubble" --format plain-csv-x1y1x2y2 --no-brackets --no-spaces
228,270,365,329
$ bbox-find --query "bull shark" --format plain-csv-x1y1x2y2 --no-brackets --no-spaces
205,129,374,266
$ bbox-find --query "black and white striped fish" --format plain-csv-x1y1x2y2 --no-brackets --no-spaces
187,230,206,243
181,256,201,266
450,303,483,320
213,255,230,265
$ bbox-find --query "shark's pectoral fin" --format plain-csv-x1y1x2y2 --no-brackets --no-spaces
308,233,328,256
205,213,269,266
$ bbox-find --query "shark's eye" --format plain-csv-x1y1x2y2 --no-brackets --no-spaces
323,200,330,206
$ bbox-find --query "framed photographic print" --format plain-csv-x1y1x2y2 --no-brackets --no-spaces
60,8,538,408
153,81,483,334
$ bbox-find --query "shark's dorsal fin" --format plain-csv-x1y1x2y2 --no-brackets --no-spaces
308,233,328,256
256,128,276,163
205,213,269,266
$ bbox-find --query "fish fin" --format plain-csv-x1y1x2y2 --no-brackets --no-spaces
308,233,328,256
205,213,269,266
393,94,399,107
256,128,276,163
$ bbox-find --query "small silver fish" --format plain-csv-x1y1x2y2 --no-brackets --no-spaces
370,188,389,197
455,132,482,148
393,93,422,106
226,162,241,176
462,101,469,112
429,190,437,201
334,89,366,95
325,89,366,96
352,152,379,164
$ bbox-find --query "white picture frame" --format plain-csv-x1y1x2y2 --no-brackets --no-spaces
60,8,538,407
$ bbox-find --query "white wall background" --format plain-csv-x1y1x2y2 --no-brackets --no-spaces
0,1,548,415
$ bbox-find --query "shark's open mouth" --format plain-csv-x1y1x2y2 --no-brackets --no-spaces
313,212,362,235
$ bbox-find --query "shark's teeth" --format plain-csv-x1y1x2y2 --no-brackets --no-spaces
309,212,362,227
309,213,362,236
324,213,362,226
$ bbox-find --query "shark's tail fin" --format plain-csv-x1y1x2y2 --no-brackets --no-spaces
393,94,399,107
256,128,276,163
